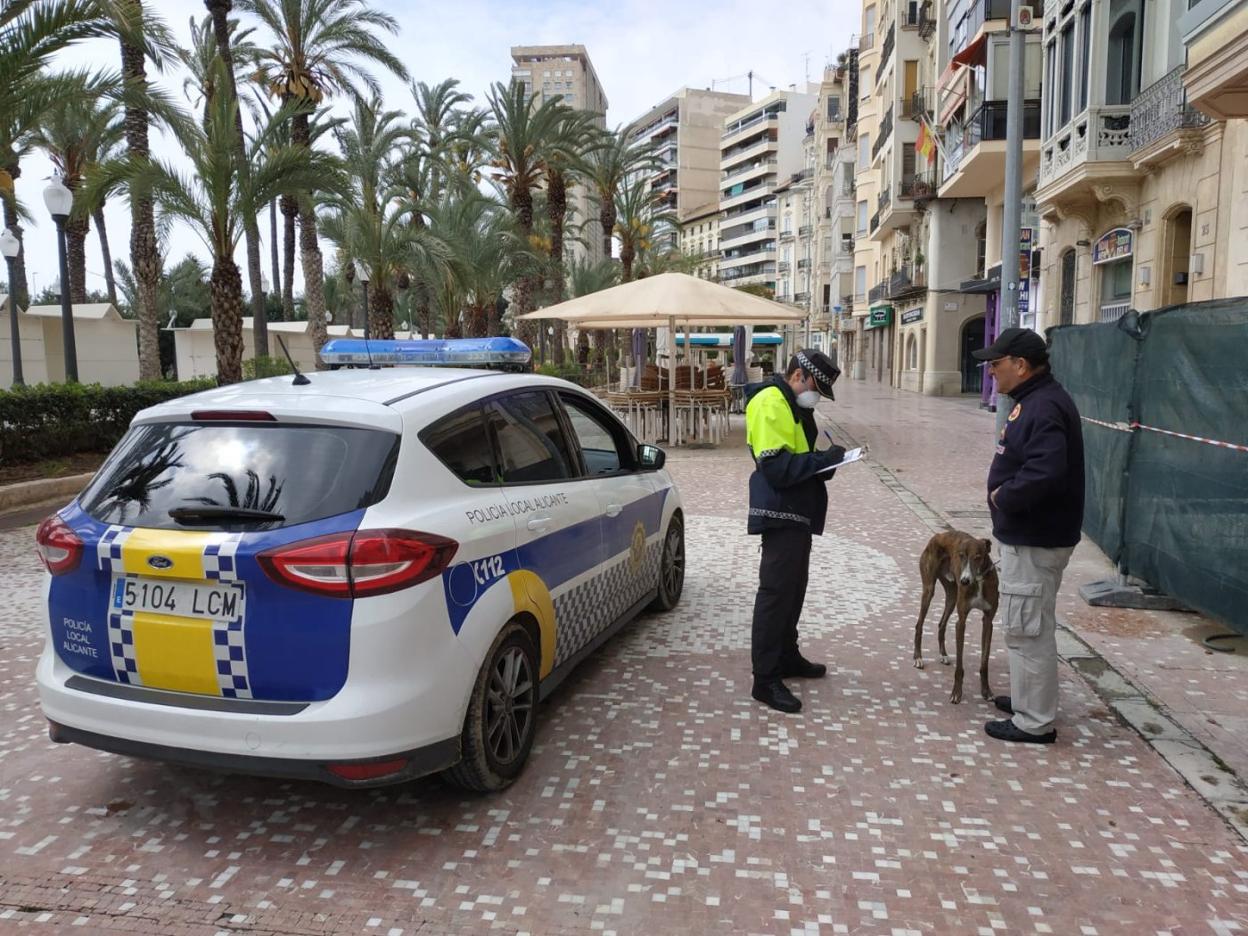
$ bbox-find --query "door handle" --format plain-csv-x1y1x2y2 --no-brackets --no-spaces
526,517,552,532
605,504,623,518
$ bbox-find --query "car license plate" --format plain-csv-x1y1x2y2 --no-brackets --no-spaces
111,576,245,622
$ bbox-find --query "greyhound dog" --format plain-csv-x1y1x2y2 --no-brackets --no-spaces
913,531,999,704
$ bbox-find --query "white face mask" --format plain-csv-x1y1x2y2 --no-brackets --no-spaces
796,390,821,410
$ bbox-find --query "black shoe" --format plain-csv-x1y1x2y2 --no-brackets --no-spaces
781,655,827,679
752,679,802,713
985,719,1056,744
993,695,1014,715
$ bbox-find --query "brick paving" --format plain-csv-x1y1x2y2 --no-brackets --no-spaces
1,382,1247,934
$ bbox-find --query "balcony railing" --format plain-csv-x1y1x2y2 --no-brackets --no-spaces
900,171,937,200
869,207,882,234
906,87,932,121
888,263,927,297
1039,105,1134,189
918,0,936,38
872,105,895,160
1127,65,1211,155
779,229,795,242
945,100,1042,177
1100,301,1130,323
794,291,811,303
859,31,875,51
797,258,812,269
879,186,892,213
840,240,855,254
868,282,887,302
879,23,896,76
798,225,813,238
722,110,779,140
777,261,791,273
722,157,777,181
901,0,931,28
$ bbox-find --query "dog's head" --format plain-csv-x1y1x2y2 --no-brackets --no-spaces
956,538,994,586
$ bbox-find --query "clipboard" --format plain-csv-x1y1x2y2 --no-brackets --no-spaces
816,446,866,474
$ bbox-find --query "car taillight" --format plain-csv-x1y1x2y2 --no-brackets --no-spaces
257,529,457,599
190,410,276,421
35,514,84,576
326,758,409,782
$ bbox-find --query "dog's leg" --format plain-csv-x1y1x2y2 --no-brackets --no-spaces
979,608,995,701
914,577,935,669
936,581,956,665
950,599,968,705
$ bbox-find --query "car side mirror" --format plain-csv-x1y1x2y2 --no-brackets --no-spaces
637,443,665,471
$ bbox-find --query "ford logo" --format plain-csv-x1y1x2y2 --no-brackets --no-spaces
147,556,173,570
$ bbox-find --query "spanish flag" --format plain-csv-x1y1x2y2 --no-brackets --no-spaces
916,120,936,164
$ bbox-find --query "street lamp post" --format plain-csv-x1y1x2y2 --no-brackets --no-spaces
0,230,23,387
355,260,371,341
43,176,78,383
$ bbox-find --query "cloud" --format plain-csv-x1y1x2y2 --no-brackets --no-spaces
13,0,858,308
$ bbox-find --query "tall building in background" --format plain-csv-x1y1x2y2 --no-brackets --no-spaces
510,45,609,263
630,88,751,250
718,88,818,294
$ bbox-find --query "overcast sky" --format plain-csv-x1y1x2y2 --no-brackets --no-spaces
14,0,859,304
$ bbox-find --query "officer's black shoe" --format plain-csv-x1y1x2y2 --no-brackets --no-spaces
781,655,827,679
985,718,1056,744
752,679,802,713
993,695,1014,715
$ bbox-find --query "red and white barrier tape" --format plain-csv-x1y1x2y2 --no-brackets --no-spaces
1081,416,1248,453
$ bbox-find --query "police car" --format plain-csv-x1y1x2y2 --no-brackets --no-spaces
35,338,685,791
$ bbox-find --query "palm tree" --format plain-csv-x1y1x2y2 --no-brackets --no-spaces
31,91,123,303
242,0,408,360
614,176,676,283
584,123,658,260
484,81,588,347
91,62,342,384
1,0,108,309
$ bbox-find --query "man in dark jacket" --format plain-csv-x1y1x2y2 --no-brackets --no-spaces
973,328,1085,744
745,349,844,713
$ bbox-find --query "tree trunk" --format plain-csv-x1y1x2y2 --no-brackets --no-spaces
120,2,162,381
600,203,616,260
1,158,29,308
93,207,118,306
269,199,281,313
210,255,245,384
66,212,90,304
291,111,328,362
545,168,568,365
280,195,296,320
369,285,395,340
510,189,537,347
464,302,488,338
207,0,267,356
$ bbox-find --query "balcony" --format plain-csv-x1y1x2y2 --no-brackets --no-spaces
859,31,875,52
900,171,936,203
794,291,811,303
777,261,791,273
722,110,779,142
868,282,887,303
798,225,813,238
869,206,882,235
1037,105,1136,193
872,105,894,160
906,87,932,121
840,240,855,254
1182,0,1248,120
888,263,927,299
779,229,795,242
901,0,932,29
1127,66,1212,167
918,1,936,39
722,157,777,182
939,100,1043,198
878,23,896,77
797,258,812,269
1100,302,1130,323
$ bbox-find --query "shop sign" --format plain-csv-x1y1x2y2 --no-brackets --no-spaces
866,306,893,329
900,306,923,325
1092,227,1133,265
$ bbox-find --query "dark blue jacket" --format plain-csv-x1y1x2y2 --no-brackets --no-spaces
745,376,839,535
987,371,1085,548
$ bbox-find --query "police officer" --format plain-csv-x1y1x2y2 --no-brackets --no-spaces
973,327,1085,744
745,349,844,713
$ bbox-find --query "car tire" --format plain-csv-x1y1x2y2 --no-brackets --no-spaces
443,622,539,793
647,513,685,612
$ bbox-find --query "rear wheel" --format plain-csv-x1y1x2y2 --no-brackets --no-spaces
443,623,539,792
648,513,685,612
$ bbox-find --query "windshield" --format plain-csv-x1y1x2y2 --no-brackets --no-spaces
80,422,399,531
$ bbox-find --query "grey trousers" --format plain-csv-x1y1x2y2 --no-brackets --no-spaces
997,542,1075,735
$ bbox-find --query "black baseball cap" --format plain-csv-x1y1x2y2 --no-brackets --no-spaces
792,349,841,400
971,327,1049,363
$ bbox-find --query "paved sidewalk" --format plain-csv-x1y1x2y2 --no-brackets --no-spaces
1,389,1247,934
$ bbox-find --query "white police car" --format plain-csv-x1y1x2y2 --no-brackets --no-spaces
35,338,685,791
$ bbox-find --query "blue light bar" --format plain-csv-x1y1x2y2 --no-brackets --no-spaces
318,337,532,367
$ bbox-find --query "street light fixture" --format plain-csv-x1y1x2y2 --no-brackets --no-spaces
354,260,371,340
0,229,23,387
43,175,79,383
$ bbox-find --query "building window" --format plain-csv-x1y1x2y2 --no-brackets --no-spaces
974,221,987,278
1106,7,1143,105
860,68,873,98
828,96,841,119
1077,4,1091,113
858,134,870,168
857,201,868,234
855,265,867,299
1059,22,1074,126
906,334,918,370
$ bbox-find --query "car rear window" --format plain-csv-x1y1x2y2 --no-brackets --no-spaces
80,422,399,530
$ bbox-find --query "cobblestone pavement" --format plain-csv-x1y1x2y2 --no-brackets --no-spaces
2,385,1247,935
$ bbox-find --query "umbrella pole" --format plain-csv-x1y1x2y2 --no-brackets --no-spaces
668,315,677,446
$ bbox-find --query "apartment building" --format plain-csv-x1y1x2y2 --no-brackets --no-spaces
1033,0,1248,326
631,89,750,250
680,202,723,280
510,45,609,263
718,89,818,293
850,7,886,381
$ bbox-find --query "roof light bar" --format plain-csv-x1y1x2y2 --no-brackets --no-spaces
318,337,532,367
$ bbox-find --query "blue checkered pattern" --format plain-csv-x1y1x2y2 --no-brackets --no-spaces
96,526,132,573
552,540,662,666
107,613,142,686
213,620,251,699
203,534,242,582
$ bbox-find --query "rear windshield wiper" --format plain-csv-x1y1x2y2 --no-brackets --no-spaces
168,506,285,524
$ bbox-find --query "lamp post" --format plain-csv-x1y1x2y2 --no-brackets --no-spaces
354,260,371,341
43,176,78,383
1,230,22,387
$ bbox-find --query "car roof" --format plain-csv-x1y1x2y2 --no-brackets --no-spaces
134,368,596,431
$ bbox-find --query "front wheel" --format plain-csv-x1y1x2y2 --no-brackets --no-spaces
648,514,685,612
443,623,539,792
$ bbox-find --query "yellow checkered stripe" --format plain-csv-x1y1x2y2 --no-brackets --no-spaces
97,526,250,698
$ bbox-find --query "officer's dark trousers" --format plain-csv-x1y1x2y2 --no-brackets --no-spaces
751,526,813,679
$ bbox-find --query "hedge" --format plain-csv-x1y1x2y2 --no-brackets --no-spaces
0,378,217,465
